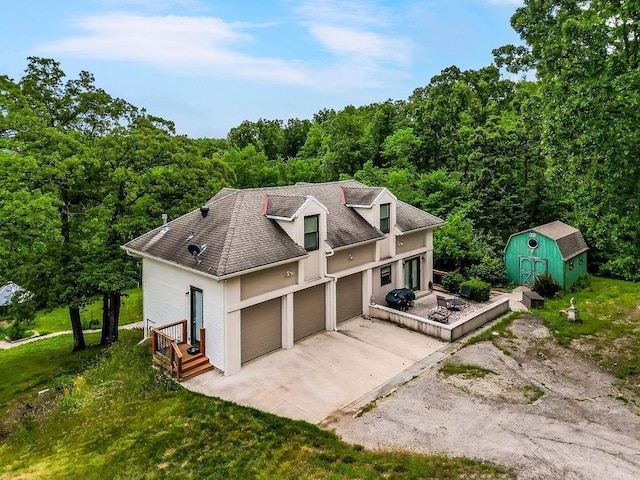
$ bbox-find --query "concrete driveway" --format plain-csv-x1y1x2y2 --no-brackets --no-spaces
183,316,445,424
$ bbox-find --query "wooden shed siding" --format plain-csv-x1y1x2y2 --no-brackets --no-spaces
142,258,225,370
505,233,564,286
563,252,588,289
327,243,376,274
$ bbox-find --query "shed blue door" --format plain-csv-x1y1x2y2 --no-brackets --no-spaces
519,257,547,286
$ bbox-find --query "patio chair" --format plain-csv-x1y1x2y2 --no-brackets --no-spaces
459,286,472,300
436,295,461,311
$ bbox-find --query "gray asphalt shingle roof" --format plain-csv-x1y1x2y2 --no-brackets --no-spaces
532,221,589,260
342,186,383,206
124,180,444,277
264,195,308,219
508,220,589,261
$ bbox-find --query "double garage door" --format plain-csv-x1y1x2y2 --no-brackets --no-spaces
240,284,326,364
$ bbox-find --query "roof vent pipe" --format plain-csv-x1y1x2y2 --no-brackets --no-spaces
162,213,168,232
200,206,210,218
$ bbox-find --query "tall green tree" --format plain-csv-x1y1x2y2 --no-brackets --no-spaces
0,58,135,350
92,115,234,344
498,0,640,279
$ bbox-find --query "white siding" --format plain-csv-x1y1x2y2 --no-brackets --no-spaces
142,258,225,371
353,206,374,225
275,219,296,242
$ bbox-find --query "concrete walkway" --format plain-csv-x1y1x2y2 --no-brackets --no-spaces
0,321,144,349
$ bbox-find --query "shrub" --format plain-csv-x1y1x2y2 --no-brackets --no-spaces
532,272,561,298
5,319,31,341
442,272,464,293
460,277,490,302
4,291,36,341
466,256,508,287
568,274,592,293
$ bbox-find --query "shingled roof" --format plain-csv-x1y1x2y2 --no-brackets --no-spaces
507,220,589,261
124,180,444,278
342,186,383,207
0,282,25,307
532,221,589,260
263,195,308,219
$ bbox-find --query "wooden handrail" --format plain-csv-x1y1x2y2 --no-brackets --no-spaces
170,341,183,380
158,319,188,331
150,320,207,381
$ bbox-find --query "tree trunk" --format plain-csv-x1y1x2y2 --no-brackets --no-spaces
101,291,121,345
70,305,85,351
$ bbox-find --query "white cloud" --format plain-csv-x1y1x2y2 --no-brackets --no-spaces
294,0,413,66
36,13,310,84
100,0,207,10
35,7,413,92
309,24,412,66
293,0,391,27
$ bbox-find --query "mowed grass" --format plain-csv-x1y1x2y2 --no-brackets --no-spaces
0,333,514,480
534,277,640,390
30,288,142,335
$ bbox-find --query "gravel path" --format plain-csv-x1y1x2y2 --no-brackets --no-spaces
327,315,640,480
0,321,144,349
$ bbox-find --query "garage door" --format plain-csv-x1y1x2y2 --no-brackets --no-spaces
241,298,282,364
294,285,326,341
336,273,362,323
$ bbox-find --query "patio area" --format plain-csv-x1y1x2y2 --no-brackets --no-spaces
409,292,481,323
369,289,514,342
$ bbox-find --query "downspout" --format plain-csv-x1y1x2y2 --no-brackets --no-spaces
323,243,339,331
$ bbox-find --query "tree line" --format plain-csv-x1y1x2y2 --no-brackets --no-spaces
1,1,638,350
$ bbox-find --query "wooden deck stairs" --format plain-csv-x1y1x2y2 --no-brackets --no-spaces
176,343,214,381
150,320,214,382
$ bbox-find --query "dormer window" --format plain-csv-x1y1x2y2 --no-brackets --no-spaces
304,215,319,251
380,203,390,234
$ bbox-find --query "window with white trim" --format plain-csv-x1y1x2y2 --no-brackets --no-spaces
380,203,390,234
304,215,319,251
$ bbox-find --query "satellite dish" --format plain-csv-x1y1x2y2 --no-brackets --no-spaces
187,244,201,256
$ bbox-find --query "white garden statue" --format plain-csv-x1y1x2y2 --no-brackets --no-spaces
567,297,580,322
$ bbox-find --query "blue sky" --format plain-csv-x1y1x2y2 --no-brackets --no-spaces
2,0,523,138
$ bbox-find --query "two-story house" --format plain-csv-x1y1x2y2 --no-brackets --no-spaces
123,180,444,376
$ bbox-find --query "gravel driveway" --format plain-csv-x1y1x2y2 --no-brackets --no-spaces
328,315,640,480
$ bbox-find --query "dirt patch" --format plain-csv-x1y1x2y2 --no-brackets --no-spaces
328,315,640,480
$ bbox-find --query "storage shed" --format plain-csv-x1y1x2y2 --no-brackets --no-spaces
504,221,588,289
0,282,25,314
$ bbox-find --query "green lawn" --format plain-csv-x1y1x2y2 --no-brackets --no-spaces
533,277,640,389
30,288,142,335
0,332,513,479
